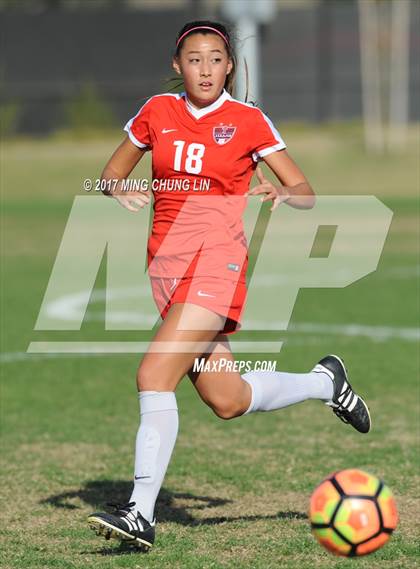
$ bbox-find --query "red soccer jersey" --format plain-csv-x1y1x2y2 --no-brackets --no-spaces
124,89,286,279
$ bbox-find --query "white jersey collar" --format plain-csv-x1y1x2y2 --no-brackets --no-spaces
182,89,231,119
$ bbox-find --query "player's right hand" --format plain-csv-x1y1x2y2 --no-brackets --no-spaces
113,190,151,212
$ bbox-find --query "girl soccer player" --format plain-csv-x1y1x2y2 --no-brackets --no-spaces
88,20,371,550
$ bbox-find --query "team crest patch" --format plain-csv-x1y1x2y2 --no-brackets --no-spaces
213,125,236,145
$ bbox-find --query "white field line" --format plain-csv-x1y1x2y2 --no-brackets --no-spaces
35,264,420,328
1,265,418,363
280,321,418,341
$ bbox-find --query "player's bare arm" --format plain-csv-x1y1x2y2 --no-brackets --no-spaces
101,136,151,212
247,150,316,211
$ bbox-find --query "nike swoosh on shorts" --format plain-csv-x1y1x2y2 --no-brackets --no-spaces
197,290,216,297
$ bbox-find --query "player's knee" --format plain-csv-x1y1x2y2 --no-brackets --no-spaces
136,367,148,391
136,365,171,392
210,398,246,420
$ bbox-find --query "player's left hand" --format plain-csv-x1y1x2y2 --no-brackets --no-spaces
245,166,291,211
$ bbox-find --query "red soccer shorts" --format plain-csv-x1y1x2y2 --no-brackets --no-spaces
150,274,247,335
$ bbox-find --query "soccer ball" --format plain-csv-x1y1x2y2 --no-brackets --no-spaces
309,469,398,557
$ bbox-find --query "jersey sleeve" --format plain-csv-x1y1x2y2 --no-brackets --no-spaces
123,98,154,149
250,109,286,162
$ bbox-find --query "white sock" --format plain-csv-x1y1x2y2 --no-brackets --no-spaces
129,391,178,522
241,368,334,414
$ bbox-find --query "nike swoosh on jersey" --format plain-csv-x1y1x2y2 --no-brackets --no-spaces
197,290,216,297
161,128,177,133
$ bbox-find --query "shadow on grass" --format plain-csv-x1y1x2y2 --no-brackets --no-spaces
42,479,307,527
43,480,307,556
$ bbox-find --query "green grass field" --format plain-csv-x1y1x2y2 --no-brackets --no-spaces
1,124,419,568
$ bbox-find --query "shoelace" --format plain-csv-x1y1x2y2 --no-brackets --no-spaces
106,501,136,517
333,408,350,424
106,501,155,529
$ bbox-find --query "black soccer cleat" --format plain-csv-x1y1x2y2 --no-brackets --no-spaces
312,354,371,434
87,501,155,550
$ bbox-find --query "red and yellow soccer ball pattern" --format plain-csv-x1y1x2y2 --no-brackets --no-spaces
309,469,398,557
